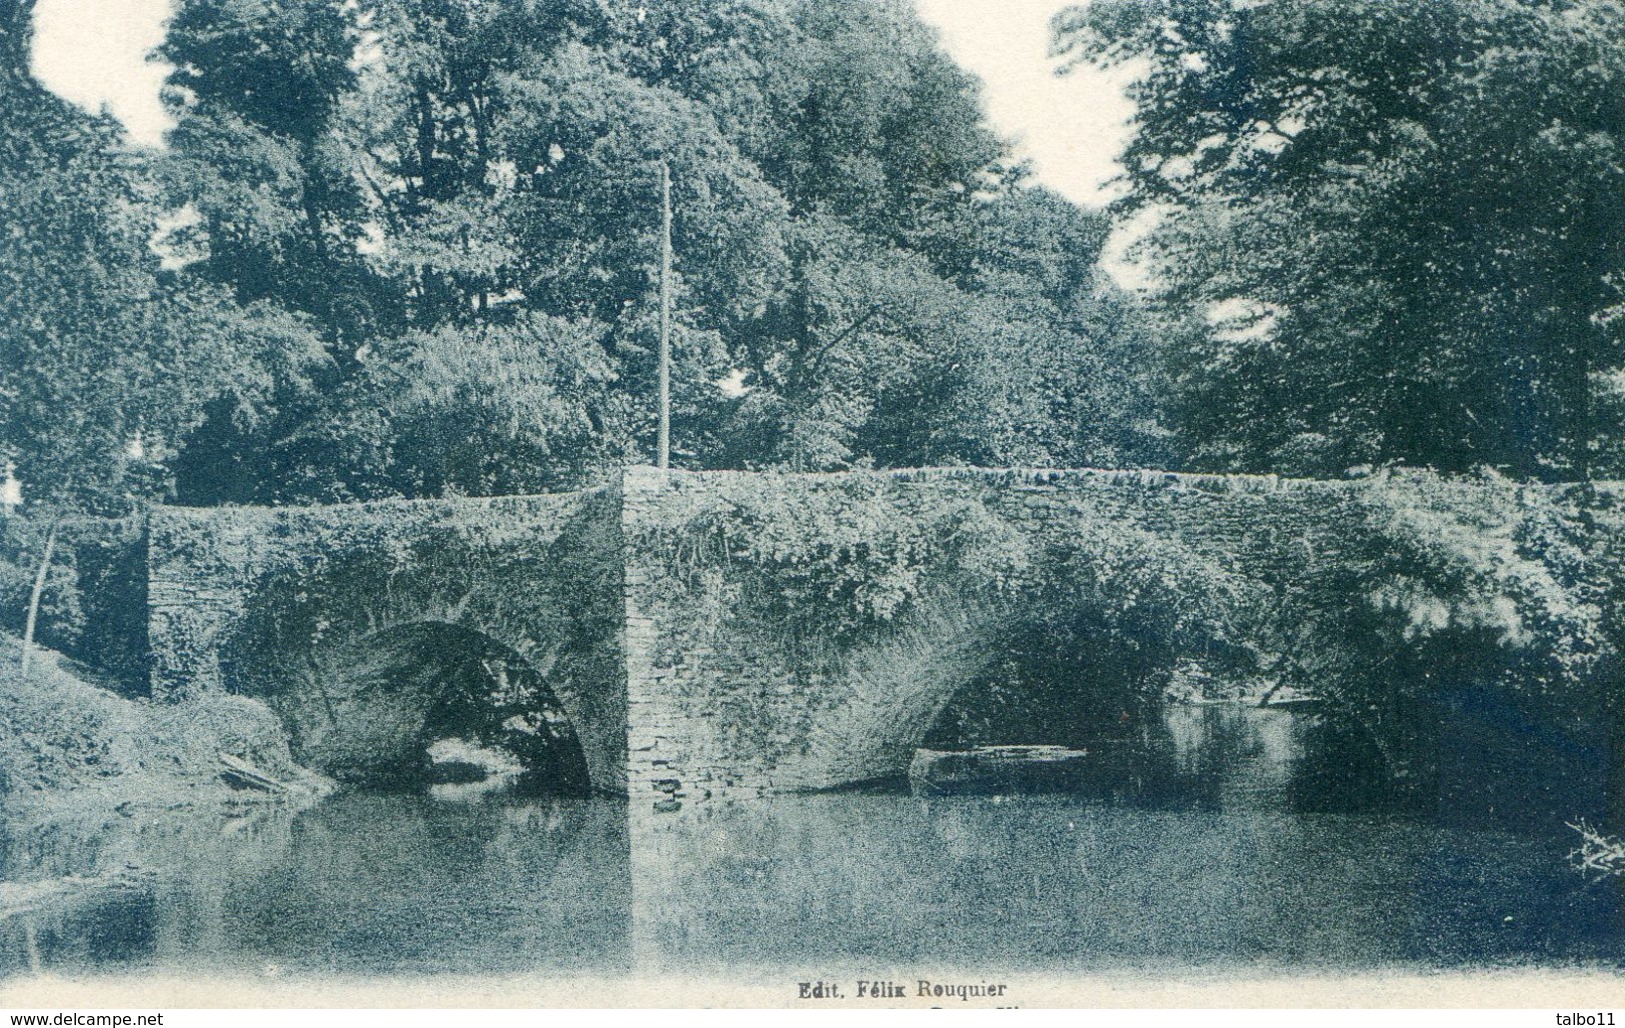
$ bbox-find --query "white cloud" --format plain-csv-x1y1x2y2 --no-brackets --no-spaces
32,0,175,149
914,1,1149,290
27,0,1150,282
915,0,1134,207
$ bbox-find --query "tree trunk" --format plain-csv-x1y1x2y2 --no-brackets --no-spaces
18,522,57,684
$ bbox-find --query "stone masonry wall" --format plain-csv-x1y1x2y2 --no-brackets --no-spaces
618,468,1332,806
619,467,1622,809
136,467,1623,807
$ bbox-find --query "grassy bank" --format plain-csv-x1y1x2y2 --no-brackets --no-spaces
0,632,330,811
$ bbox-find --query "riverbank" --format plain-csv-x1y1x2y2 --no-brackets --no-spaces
0,633,331,814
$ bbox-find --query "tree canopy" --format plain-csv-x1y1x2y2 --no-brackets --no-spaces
0,0,320,515
145,0,1150,501
1055,0,1625,480
11,0,1618,510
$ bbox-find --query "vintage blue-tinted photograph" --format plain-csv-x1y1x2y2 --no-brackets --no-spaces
0,0,1622,1009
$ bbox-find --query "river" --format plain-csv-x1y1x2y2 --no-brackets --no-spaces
2,704,1621,981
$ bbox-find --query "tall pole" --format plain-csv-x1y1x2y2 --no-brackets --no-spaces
657,160,672,470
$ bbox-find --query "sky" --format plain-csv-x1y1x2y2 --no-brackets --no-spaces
915,0,1135,206
29,0,1135,208
30,0,173,148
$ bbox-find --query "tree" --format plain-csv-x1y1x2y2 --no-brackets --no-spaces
156,0,1158,495
1055,0,1625,480
159,0,378,334
1,0,321,666
2,0,319,514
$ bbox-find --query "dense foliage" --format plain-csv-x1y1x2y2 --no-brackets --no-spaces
634,470,1620,801
629,473,1261,713
1265,474,1620,794
1,0,320,517
1055,0,1625,481
130,0,1156,503
4,0,1623,825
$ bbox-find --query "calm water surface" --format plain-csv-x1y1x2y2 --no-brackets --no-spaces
3,706,1621,980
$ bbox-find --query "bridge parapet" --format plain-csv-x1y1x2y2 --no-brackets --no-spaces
618,467,1623,807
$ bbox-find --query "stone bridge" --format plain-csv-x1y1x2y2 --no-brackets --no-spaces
142,466,1621,806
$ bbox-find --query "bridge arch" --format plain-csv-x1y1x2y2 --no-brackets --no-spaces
785,540,1268,790
223,617,592,793
145,490,628,793
921,537,1266,751
213,542,619,792
620,473,1291,798
144,468,1618,807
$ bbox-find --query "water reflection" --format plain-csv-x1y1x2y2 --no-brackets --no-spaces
1,794,631,979
908,703,1398,812
3,705,1622,981
637,793,1625,972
